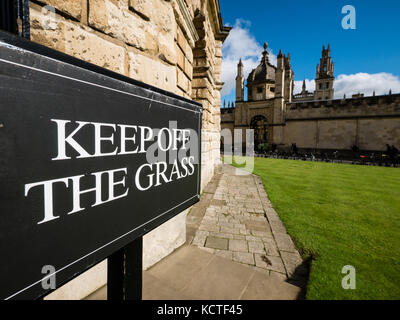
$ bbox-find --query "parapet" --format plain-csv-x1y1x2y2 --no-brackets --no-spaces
286,93,400,120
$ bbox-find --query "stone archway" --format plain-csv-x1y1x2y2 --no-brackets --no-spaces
250,115,269,151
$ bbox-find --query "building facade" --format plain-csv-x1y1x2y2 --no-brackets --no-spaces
222,43,400,152
25,0,230,299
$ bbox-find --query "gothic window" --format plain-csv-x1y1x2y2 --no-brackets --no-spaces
319,83,323,90
326,82,329,89
257,87,263,93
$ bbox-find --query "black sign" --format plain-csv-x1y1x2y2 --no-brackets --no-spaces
0,32,202,300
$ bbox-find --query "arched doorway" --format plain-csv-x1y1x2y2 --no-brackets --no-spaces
250,115,268,152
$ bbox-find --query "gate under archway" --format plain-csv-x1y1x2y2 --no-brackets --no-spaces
250,115,268,152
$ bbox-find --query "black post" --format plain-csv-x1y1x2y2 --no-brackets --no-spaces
0,0,17,34
20,0,30,40
0,0,30,39
107,237,143,300
107,247,125,300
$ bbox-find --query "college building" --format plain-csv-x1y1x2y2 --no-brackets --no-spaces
221,43,400,152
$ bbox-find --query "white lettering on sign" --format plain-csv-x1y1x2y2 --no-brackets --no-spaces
51,120,91,160
25,177,70,224
51,119,191,160
25,168,130,224
24,119,197,225
119,125,139,155
92,122,118,157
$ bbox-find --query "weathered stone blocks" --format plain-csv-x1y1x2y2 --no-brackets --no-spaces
30,7,126,74
129,0,152,21
128,51,177,92
37,0,82,20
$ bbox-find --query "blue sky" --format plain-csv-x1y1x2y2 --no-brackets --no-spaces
219,0,400,103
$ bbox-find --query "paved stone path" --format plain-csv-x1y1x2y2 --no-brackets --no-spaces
187,165,307,282
85,164,307,300
86,245,302,300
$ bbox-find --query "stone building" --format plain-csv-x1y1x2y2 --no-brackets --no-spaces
222,43,400,152
23,0,230,299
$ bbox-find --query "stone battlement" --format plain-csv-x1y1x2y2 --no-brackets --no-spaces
286,93,400,120
293,92,314,99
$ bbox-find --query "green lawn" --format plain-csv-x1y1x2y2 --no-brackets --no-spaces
232,157,400,299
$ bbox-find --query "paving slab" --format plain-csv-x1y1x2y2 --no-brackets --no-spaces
248,240,266,254
205,236,229,250
274,233,297,253
84,245,302,300
280,251,304,277
143,274,197,300
229,239,248,252
233,252,255,265
240,271,300,300
254,254,286,274
146,245,215,292
180,253,255,300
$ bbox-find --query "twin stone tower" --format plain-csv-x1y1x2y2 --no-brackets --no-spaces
235,42,334,104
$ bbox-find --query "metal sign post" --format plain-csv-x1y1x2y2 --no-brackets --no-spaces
107,237,143,300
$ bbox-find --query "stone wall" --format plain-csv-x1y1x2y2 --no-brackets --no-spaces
223,94,400,152
284,118,400,151
28,0,229,299
284,94,400,150
286,94,400,121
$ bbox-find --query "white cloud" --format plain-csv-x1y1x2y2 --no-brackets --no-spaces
334,73,400,98
221,19,277,97
294,73,399,98
294,79,315,95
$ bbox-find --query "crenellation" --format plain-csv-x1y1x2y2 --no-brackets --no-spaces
287,94,400,114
